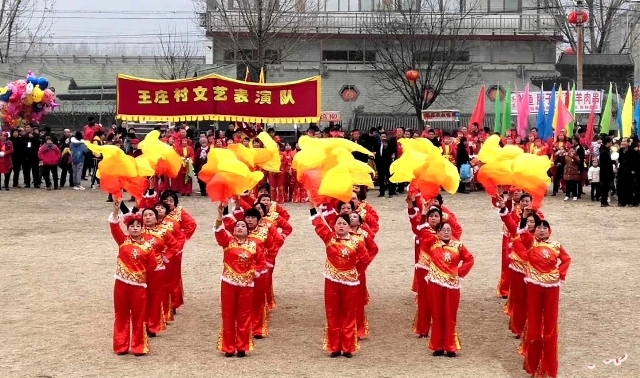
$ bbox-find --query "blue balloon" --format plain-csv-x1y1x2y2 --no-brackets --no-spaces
37,77,49,90
26,77,38,86
0,89,12,102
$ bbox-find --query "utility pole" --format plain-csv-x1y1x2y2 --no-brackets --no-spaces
576,0,584,90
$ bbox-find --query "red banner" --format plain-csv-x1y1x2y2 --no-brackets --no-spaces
116,74,322,124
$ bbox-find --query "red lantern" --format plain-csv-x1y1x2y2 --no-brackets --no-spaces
405,69,420,82
565,47,576,54
567,10,589,25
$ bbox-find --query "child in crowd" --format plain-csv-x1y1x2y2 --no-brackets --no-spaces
588,158,600,202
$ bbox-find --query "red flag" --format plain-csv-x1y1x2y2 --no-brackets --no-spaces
555,95,573,135
585,97,596,147
468,84,485,128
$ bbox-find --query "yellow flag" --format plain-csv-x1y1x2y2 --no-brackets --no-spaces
552,85,563,130
622,86,633,138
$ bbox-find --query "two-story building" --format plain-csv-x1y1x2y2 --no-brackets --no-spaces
199,0,562,130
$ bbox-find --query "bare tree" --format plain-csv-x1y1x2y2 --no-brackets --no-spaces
154,27,202,80
542,0,640,54
194,0,319,77
0,0,56,63
361,0,480,124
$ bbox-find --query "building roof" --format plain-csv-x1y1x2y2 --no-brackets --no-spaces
557,53,634,67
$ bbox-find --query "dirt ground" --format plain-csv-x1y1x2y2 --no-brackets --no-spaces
1,187,639,378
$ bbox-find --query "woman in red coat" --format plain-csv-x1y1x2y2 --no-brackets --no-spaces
309,202,373,358
214,204,265,357
420,221,474,357
0,132,14,190
174,138,195,196
108,202,156,356
160,190,197,314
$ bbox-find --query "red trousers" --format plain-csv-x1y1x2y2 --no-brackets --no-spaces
283,172,294,202
428,283,461,353
411,241,420,293
497,235,511,297
356,271,369,339
174,170,193,196
267,172,284,202
147,269,168,334
252,274,269,337
218,281,253,354
113,280,149,355
413,269,431,336
265,267,277,310
508,270,527,337
169,254,184,311
324,279,359,354
524,283,560,378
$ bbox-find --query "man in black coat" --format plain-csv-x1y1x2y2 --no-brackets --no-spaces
375,131,396,197
599,136,614,207
22,124,41,188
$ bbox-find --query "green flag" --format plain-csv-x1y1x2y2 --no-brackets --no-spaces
501,87,512,136
494,87,502,133
600,83,613,134
567,83,576,136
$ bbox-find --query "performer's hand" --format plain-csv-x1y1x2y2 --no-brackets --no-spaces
217,203,224,219
113,198,121,214
522,206,532,218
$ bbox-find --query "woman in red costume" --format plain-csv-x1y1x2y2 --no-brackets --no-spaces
238,183,291,221
173,138,195,196
495,187,523,298
497,193,540,338
349,212,379,340
309,202,373,358
139,206,179,336
223,204,283,338
352,186,380,235
214,204,265,358
420,221,474,357
515,210,571,378
280,143,296,202
108,203,156,356
255,193,292,310
160,190,197,314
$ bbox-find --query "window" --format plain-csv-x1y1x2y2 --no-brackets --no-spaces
414,50,470,62
324,0,375,10
224,49,281,63
322,50,376,62
230,0,279,9
487,0,520,12
397,0,417,10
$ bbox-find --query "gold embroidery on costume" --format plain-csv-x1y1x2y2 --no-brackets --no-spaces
324,261,358,283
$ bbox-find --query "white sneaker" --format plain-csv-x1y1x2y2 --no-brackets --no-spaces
79,186,86,190
564,196,569,201
73,186,80,190
572,197,577,201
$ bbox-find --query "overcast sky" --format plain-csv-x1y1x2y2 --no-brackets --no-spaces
44,0,205,55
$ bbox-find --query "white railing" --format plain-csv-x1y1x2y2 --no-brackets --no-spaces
200,11,559,36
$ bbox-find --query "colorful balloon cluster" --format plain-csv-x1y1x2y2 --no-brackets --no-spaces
85,130,183,199
476,135,552,209
389,138,460,200
198,131,281,202
292,136,375,203
0,71,58,127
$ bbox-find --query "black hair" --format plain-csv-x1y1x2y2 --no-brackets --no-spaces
244,207,262,221
337,200,355,212
434,194,443,205
435,221,452,232
519,193,532,203
257,193,271,203
535,219,551,229
336,214,351,225
426,207,442,219
74,131,82,139
154,201,171,215
254,202,269,216
160,190,179,206
141,207,159,219
258,183,271,193
356,186,367,201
